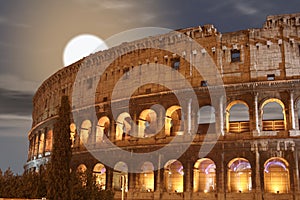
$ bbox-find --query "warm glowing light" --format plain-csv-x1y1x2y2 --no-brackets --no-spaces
264,158,290,193
164,160,184,192
194,158,216,193
228,158,252,193
63,34,108,66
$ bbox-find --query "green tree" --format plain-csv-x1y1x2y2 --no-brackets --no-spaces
70,170,114,200
47,95,72,200
1,168,15,197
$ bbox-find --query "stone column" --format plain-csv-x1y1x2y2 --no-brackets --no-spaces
154,154,163,200
253,92,260,136
91,120,97,146
187,99,192,135
219,96,225,136
290,91,296,130
106,167,113,190
110,119,115,141
157,106,165,137
133,112,138,138
184,161,192,193
43,128,47,156
217,151,225,200
294,150,300,195
128,172,135,191
35,132,40,158
254,142,262,200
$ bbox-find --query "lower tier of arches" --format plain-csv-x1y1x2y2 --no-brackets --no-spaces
66,138,300,200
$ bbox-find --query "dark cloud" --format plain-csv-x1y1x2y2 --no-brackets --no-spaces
156,0,300,32
0,88,33,116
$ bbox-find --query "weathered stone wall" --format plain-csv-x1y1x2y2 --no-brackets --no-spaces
25,13,300,200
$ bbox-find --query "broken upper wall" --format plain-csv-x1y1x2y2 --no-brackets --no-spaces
249,13,300,81
31,13,300,127
220,13,300,83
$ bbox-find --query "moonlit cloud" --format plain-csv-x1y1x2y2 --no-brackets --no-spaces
0,114,31,121
101,0,133,10
235,2,258,15
0,74,38,93
0,15,30,28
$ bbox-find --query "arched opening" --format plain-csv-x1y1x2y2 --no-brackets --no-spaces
139,109,158,138
70,123,76,147
193,158,216,193
226,101,250,133
197,105,216,134
164,159,184,193
96,116,110,143
80,120,92,145
227,158,252,193
116,112,132,141
113,161,128,192
45,129,52,156
77,164,87,186
165,106,183,136
38,133,45,157
264,157,290,193
139,161,154,192
262,99,286,131
93,163,106,190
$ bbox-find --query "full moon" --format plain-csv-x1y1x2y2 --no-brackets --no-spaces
63,34,108,66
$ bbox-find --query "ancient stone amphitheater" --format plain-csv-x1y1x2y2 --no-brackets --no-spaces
25,13,300,200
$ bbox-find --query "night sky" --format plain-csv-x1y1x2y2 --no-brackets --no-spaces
0,0,299,174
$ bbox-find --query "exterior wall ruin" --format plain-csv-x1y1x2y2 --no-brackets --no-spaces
25,13,300,200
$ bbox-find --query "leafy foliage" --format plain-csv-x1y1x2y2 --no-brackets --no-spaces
71,170,114,200
0,168,47,199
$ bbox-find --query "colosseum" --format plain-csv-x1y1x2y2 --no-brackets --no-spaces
25,13,300,200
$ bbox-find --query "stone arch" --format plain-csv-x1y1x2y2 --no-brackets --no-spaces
93,163,106,190
70,123,76,147
96,116,110,143
197,105,216,134
116,112,132,141
138,161,155,192
38,132,45,157
264,157,290,193
113,161,128,192
164,159,184,193
261,98,286,131
165,106,183,136
193,158,216,193
138,109,158,138
80,120,92,145
226,100,250,133
227,158,252,193
45,129,53,155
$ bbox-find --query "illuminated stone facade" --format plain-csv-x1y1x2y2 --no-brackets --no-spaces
25,13,300,199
